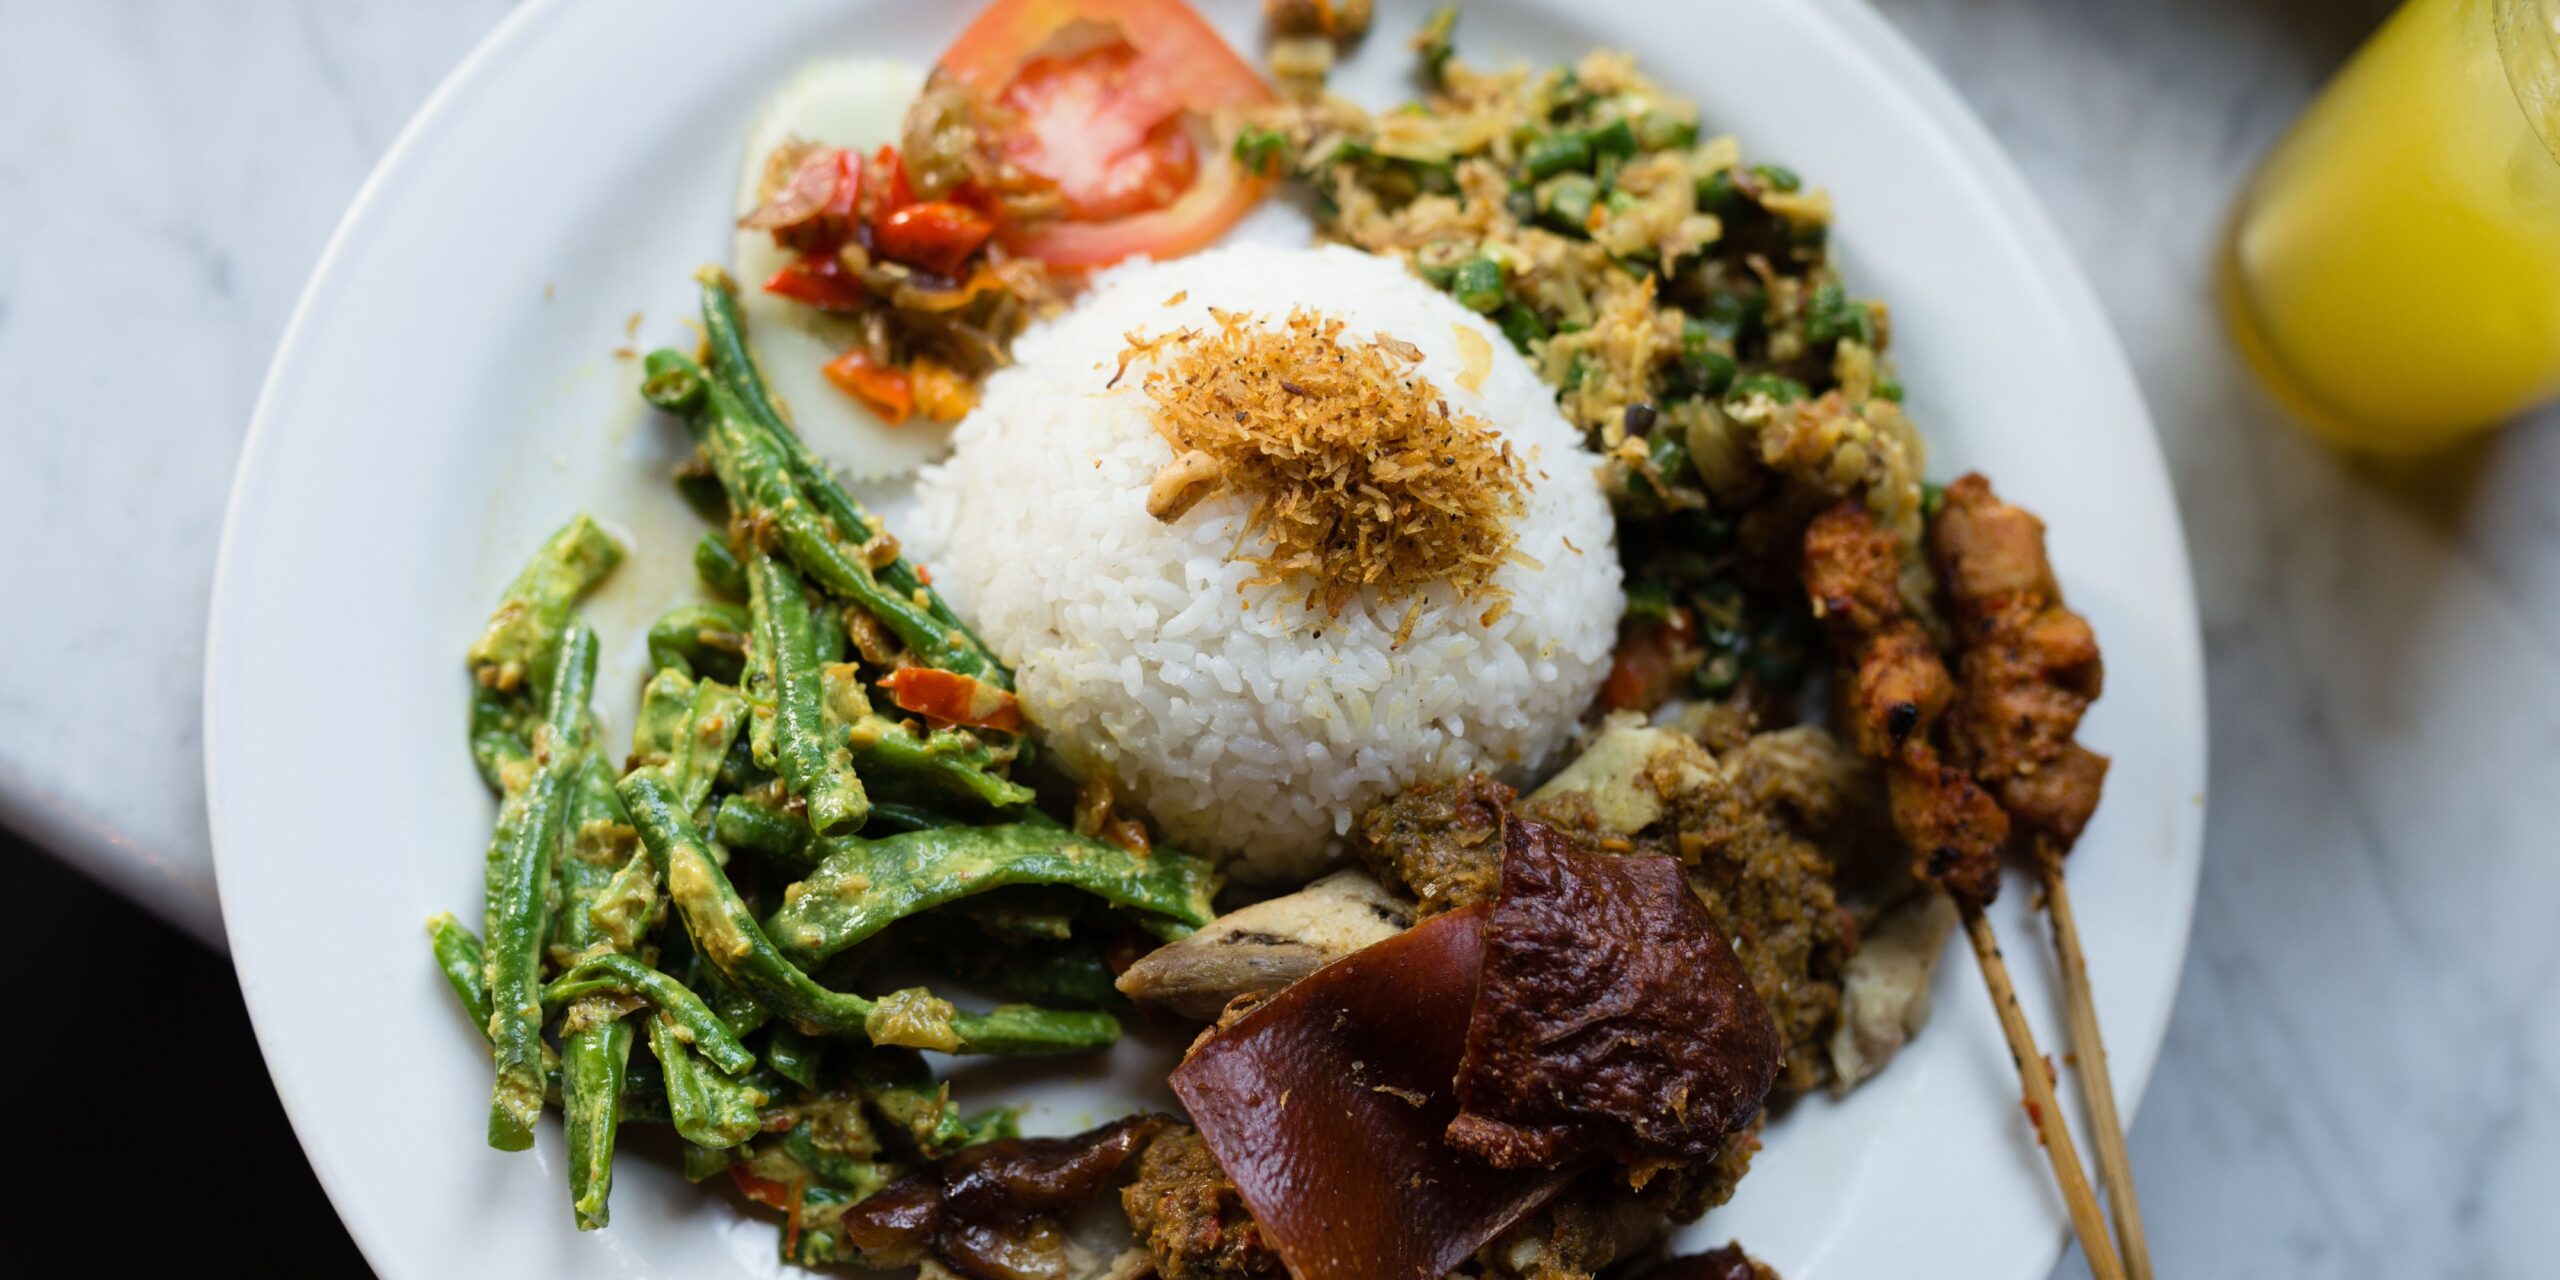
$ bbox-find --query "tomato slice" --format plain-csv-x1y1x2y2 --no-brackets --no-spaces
998,43,1202,222
937,0,1271,269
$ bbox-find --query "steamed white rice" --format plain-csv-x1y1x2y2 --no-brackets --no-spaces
913,244,1622,880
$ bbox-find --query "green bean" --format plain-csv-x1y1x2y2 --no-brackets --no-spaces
1752,161,1802,193
1634,109,1696,151
695,532,749,601
681,1141,735,1182
694,958,772,1040
714,793,814,870
766,819,1216,966
1450,256,1505,314
1232,123,1289,177
1540,173,1599,234
621,771,1118,1055
562,1015,633,1230
549,752,644,1225
466,515,622,695
844,715,1034,811
947,887,1081,944
630,669,749,820
1415,4,1458,85
918,928,1123,1008
428,916,675,1124
749,552,867,835
841,1047,975,1156
485,622,596,1151
544,953,757,1076
859,802,947,835
428,913,494,1029
766,1026,824,1092
649,1014,766,1150
781,1127,898,1195
550,753,635,963
717,732,774,794
647,602,750,683
690,276,1006,688
468,684,532,794
1522,130,1593,180
1496,300,1550,355
641,349,706,413
1729,371,1809,405
1587,117,1638,160
717,794,951,872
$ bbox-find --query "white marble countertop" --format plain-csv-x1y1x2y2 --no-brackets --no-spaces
2,0,2552,1274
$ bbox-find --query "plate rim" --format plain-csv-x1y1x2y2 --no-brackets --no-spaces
204,1,2208,1276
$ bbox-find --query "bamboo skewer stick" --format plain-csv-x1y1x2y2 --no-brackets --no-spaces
1962,906,2128,1280
2038,855,2153,1280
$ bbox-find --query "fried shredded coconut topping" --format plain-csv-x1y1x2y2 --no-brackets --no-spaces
1128,308,1528,636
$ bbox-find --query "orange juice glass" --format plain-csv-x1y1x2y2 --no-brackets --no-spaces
2222,0,2560,453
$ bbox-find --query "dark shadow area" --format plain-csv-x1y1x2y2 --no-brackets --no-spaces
7,832,372,1276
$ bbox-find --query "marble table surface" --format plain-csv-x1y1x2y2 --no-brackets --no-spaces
3,0,2552,1275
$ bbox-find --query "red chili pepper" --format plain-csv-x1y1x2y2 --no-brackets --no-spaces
821,148,860,223
728,1164,796,1211
877,666,1022,733
864,144,915,224
873,201,998,278
821,350,915,425
761,253,866,312
1598,608,1695,712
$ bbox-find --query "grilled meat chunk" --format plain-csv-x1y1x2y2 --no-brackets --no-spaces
1803,500,2007,909
1929,473,2109,850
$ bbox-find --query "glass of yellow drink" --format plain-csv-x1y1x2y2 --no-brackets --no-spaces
2221,0,2560,454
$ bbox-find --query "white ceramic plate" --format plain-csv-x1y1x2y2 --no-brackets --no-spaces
206,1,2206,1276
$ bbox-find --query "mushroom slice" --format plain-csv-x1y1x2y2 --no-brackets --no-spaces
1114,870,1412,1020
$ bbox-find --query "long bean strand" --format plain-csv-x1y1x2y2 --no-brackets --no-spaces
748,552,867,836
485,623,597,1151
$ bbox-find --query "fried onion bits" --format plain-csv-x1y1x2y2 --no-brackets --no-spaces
1169,817,1780,1280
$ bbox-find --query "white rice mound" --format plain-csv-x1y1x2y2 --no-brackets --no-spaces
914,244,1622,881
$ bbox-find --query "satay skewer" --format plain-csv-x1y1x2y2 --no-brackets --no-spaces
2038,851,2153,1280
1924,473,2153,1280
1803,499,2132,1278
1962,906,2129,1280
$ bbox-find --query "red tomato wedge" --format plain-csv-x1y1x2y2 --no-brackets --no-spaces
937,0,1272,268
877,667,1023,734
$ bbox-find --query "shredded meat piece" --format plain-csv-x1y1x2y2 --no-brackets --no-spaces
1928,474,2109,852
1351,773,1514,917
1122,1126,1287,1279
1803,501,2006,910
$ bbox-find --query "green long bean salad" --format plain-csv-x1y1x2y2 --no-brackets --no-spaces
429,273,1218,1258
